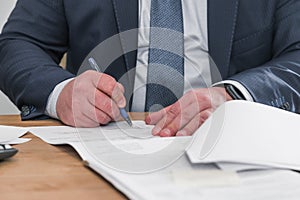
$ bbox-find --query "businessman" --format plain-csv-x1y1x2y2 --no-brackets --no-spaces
0,0,299,137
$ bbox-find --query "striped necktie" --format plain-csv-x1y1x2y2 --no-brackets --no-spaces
145,0,184,112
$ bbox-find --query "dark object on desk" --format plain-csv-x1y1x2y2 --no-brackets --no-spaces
0,144,18,160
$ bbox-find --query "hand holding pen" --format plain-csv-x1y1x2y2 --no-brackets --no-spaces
56,58,131,127
88,57,132,126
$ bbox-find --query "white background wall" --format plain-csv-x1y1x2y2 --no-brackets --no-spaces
0,0,19,114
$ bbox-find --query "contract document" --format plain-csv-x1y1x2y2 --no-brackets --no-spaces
30,121,192,173
28,100,300,199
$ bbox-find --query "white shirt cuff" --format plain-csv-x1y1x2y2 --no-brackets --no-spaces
212,80,254,102
45,78,74,119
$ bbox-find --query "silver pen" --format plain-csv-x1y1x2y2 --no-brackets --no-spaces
88,57,132,127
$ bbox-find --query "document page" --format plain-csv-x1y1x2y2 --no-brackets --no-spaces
88,156,300,200
0,125,29,144
29,121,192,173
186,101,300,171
29,119,300,200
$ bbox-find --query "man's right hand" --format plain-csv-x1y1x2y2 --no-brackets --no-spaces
56,70,126,127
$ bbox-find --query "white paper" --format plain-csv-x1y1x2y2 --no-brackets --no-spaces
88,153,300,200
170,168,240,187
187,101,300,171
216,162,271,172
2,137,32,145
29,119,300,200
29,121,193,173
0,125,29,143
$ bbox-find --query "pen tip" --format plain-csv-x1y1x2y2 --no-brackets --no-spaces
126,118,133,127
128,120,133,127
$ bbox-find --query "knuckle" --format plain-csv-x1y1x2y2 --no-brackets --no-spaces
196,95,212,110
102,74,116,85
107,81,117,93
74,81,91,96
82,70,98,82
168,105,179,118
197,91,210,102
97,74,117,95
186,90,195,97
182,108,195,119
187,90,198,99
102,99,113,111
83,70,94,76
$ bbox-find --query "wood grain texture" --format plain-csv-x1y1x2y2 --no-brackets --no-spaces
0,113,148,200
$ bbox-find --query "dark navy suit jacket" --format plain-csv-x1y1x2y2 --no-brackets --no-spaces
0,0,299,119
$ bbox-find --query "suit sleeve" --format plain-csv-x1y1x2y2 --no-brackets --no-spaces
0,0,75,119
229,0,300,113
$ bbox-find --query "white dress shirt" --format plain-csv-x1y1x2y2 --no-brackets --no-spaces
131,0,211,111
46,0,253,118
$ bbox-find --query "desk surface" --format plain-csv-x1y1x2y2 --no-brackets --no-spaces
0,114,146,200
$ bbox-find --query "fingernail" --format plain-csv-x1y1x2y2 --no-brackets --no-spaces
152,127,161,136
145,115,153,124
145,119,150,125
118,98,126,107
176,130,187,137
145,116,150,124
161,129,172,137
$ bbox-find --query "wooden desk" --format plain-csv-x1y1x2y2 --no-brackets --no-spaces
0,114,146,200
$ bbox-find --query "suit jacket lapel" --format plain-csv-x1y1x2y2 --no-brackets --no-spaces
111,0,239,107
111,0,138,110
111,0,138,71
208,0,239,81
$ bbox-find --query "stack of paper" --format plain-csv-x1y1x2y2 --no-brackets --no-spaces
186,101,300,171
29,124,300,200
28,101,300,199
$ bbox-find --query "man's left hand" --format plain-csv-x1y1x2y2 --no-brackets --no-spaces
145,87,233,137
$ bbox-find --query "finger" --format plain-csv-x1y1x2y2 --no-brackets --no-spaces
95,73,126,107
81,101,112,125
91,89,120,120
71,99,105,127
117,82,125,94
148,88,218,136
146,90,198,126
145,105,171,125
156,101,201,137
94,108,112,125
176,109,212,136
163,89,219,136
151,103,182,136
151,92,201,136
112,85,126,108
